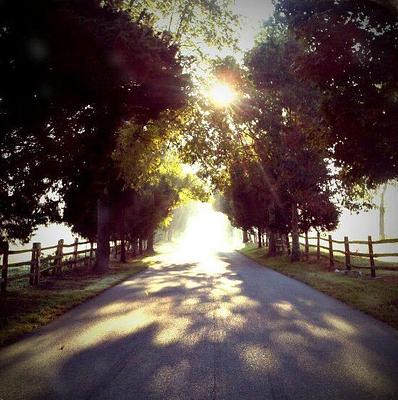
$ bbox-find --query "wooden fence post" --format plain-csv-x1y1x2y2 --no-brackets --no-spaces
316,232,321,261
328,235,334,271
1,241,9,294
305,231,309,259
34,243,41,285
30,243,36,285
368,235,376,278
344,236,351,270
55,239,64,275
73,238,79,268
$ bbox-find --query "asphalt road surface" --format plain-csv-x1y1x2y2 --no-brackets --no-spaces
1,246,398,400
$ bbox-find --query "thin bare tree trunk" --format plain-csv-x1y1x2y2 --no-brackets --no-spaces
138,238,143,255
95,196,110,273
120,208,126,263
147,231,154,253
268,203,277,256
132,238,138,256
258,227,262,248
379,182,388,240
120,235,126,263
168,0,176,30
242,229,249,243
291,203,300,262
175,2,190,40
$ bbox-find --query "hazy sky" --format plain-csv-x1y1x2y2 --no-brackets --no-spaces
234,0,274,51
205,0,274,59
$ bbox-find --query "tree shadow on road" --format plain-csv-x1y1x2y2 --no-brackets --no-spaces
1,252,398,400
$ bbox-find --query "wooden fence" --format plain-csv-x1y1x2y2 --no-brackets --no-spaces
0,239,125,293
298,232,398,278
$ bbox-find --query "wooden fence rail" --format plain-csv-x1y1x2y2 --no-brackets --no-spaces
0,239,123,294
0,237,148,293
297,233,398,278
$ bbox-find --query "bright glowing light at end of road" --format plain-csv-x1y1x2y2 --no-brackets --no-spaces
171,202,242,265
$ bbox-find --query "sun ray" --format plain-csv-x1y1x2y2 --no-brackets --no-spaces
209,82,236,107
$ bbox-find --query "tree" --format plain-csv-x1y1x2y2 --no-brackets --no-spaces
58,0,241,266
124,178,176,252
0,1,190,272
244,20,339,260
173,41,337,260
220,130,339,259
379,182,388,239
276,0,398,186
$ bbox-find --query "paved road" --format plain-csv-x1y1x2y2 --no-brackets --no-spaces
1,248,398,400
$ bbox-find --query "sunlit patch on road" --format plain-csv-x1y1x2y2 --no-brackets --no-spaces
237,343,278,372
1,233,397,400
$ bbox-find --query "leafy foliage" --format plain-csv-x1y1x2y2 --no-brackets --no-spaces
0,0,189,241
276,0,398,185
122,0,241,54
179,20,340,260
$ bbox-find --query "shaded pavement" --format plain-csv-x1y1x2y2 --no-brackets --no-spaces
0,245,397,400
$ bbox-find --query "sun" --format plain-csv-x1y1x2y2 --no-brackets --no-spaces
209,82,236,107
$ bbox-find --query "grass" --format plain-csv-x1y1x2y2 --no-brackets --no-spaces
240,243,398,330
0,257,151,348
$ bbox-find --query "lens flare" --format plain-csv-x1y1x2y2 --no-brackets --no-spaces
209,82,236,107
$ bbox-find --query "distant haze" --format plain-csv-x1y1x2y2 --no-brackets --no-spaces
333,184,398,240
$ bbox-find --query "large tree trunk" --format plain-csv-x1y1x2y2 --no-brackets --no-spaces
379,182,388,240
291,203,300,262
132,238,137,256
147,231,154,253
119,208,126,263
138,238,143,255
95,196,110,273
242,229,249,243
268,231,277,256
257,227,262,248
120,234,126,263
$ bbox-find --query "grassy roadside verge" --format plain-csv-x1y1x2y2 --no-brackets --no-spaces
0,257,152,348
239,243,398,330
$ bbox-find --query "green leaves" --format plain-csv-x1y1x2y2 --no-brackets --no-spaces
276,0,398,185
124,0,241,54
0,0,190,241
